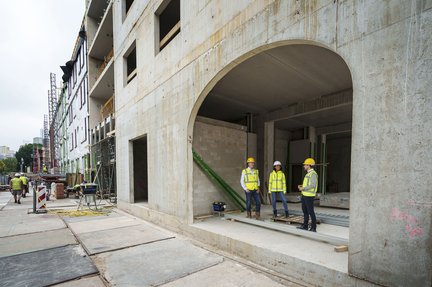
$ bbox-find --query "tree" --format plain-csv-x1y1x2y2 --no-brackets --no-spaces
2,157,18,173
0,160,5,174
15,144,34,171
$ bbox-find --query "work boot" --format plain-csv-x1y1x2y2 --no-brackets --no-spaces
273,210,277,218
309,226,317,232
17,200,21,204
255,212,260,220
285,211,289,218
14,199,17,203
296,225,308,230
246,211,252,218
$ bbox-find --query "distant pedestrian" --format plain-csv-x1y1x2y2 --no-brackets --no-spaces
20,173,28,198
42,164,48,173
297,158,318,232
240,157,261,219
10,173,23,204
268,161,289,218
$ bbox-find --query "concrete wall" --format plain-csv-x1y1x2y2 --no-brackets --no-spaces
274,128,290,170
193,117,249,216
112,1,432,286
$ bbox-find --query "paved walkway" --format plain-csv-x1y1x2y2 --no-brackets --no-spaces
0,190,301,287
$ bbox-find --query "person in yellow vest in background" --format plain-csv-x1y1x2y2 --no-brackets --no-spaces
10,173,23,204
268,161,289,218
42,164,48,173
240,157,261,219
297,158,318,232
20,173,28,198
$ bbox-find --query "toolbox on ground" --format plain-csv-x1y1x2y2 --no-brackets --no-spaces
212,202,226,212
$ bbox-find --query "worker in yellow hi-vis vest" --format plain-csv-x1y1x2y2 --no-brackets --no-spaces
268,161,289,218
297,158,318,232
10,173,23,204
240,157,261,219
20,173,28,198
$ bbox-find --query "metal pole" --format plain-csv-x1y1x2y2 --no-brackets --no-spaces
32,183,36,213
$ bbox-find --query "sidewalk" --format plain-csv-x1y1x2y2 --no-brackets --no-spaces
0,190,301,287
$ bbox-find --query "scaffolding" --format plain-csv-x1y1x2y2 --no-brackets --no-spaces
43,114,50,169
48,73,58,170
92,136,116,201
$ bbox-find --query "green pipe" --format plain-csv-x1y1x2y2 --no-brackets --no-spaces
193,150,245,211
193,150,245,208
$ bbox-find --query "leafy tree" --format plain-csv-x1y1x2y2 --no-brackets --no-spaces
0,160,5,174
2,157,18,173
15,144,34,171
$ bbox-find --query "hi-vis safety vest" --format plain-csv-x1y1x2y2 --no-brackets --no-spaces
242,169,259,190
269,170,286,193
20,176,28,185
301,169,318,197
11,178,22,191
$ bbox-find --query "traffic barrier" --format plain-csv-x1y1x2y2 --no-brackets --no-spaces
37,185,47,211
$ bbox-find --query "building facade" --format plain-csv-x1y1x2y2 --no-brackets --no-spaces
57,24,91,179
106,1,432,286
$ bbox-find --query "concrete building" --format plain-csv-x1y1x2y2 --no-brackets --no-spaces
86,0,116,196
0,146,15,160
58,23,91,179
97,0,431,286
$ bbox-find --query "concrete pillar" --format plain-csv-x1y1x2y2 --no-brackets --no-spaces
320,134,327,195
308,126,317,159
264,121,274,199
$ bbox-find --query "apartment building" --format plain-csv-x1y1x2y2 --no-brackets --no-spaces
58,24,91,179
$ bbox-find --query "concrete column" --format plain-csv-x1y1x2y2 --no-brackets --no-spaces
264,121,274,199
308,126,317,158
320,134,327,195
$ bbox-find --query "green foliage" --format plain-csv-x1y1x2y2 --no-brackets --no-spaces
0,161,5,174
2,157,18,173
15,144,34,170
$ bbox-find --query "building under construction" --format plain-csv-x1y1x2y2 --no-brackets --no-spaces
81,0,431,286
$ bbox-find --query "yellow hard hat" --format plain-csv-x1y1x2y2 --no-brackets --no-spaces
246,157,255,163
303,158,315,166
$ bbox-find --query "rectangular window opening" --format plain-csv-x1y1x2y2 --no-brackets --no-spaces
157,0,180,52
124,43,137,85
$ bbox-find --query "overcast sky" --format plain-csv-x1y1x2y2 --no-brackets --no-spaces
0,1,85,152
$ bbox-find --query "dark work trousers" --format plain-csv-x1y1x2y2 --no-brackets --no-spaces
245,190,261,212
301,196,316,229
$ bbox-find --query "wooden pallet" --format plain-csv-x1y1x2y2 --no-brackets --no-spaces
273,215,321,225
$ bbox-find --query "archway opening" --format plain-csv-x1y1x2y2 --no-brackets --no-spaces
192,44,353,231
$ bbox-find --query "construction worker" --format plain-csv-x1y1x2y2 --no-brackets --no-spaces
10,173,23,204
240,157,261,219
297,158,318,232
20,173,28,198
268,161,289,218
42,164,48,173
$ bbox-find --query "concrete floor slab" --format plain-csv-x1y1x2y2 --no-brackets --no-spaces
78,224,175,255
94,239,223,287
52,276,106,287
0,192,11,210
161,260,298,287
0,228,77,258
0,212,66,238
68,215,142,234
0,245,98,287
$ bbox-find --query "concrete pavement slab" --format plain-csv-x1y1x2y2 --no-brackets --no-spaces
62,210,121,223
78,224,175,255
161,260,298,287
0,213,66,238
0,192,11,210
68,215,142,234
94,239,223,287
0,228,76,258
52,276,106,287
0,245,98,287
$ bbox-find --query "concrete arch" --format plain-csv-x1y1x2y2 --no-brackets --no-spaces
186,39,354,221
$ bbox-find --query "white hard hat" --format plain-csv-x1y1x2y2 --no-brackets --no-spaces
15,173,20,177
273,161,282,166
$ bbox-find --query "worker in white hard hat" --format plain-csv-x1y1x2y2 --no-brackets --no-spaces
297,158,318,232
268,161,289,218
10,173,23,204
240,157,261,219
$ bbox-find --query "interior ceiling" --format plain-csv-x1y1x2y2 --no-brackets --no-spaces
198,44,353,124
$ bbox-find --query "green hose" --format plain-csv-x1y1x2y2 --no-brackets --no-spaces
193,149,245,211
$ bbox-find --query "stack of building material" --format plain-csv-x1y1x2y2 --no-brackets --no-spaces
54,183,65,199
